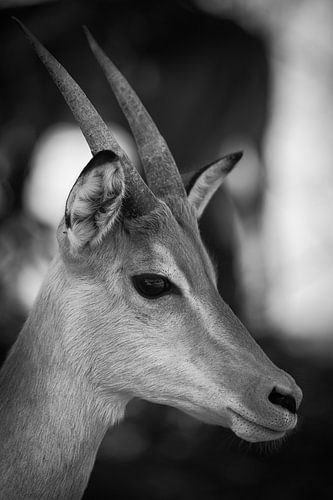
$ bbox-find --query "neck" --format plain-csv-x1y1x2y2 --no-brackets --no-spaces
0,256,127,499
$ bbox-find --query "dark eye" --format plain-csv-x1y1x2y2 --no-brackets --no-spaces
132,274,172,299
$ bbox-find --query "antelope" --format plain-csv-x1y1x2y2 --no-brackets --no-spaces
0,20,302,499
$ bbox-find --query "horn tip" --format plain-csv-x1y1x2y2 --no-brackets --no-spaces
82,25,90,38
82,25,96,48
12,16,26,32
12,16,40,49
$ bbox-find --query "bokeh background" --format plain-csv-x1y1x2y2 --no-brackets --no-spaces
1,0,333,498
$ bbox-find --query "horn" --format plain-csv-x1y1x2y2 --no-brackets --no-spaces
14,18,159,215
84,27,186,200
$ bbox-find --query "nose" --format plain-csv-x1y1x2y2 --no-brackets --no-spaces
268,386,298,414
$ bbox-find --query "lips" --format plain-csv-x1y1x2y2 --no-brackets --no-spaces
228,408,297,443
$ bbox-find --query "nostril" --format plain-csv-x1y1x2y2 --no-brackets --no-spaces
268,387,297,414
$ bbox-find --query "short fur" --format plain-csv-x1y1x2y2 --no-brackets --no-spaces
0,23,303,500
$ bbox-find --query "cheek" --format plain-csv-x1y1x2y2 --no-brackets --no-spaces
107,276,197,355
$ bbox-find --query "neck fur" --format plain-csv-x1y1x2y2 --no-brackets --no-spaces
0,256,127,499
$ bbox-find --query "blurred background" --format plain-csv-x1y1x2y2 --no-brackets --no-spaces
1,0,333,498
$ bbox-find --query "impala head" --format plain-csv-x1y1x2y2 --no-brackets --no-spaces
17,20,302,443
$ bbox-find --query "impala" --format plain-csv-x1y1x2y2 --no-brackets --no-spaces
0,20,302,499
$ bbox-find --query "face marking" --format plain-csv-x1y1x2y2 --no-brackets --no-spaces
149,243,192,294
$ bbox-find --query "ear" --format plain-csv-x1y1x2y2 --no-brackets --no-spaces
65,150,125,252
185,152,243,218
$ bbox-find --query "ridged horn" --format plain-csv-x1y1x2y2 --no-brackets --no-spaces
14,18,159,215
84,27,186,200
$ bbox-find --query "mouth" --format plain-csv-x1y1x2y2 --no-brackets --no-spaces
228,409,297,443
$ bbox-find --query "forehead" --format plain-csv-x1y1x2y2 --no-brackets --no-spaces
126,200,217,287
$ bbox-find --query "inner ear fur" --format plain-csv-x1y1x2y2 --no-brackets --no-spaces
185,152,243,218
65,150,125,252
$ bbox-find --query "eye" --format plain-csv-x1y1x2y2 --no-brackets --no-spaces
132,274,173,299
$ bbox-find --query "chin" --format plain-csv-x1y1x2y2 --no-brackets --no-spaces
229,409,297,444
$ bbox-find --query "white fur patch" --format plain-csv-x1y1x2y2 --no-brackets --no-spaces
150,243,191,293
